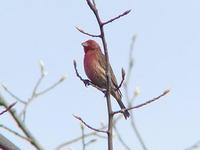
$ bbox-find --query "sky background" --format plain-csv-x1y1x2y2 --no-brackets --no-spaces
0,0,200,150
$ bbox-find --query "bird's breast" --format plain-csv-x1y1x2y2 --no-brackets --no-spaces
84,52,106,88
84,52,97,79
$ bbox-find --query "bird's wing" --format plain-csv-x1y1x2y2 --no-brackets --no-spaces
98,52,119,89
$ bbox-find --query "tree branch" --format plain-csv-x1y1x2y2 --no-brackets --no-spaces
76,27,100,37
76,1,131,150
102,10,131,26
73,115,107,134
115,68,125,91
113,89,170,115
80,124,86,150
0,124,31,142
0,94,44,150
73,60,106,93
0,134,20,150
0,102,16,116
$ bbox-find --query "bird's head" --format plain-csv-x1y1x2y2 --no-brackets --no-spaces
81,40,101,53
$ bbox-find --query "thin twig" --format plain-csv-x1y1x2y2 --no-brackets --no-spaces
81,124,86,150
113,125,131,150
0,124,31,142
18,71,45,120
76,27,100,37
115,68,125,91
123,35,148,150
56,116,120,150
19,70,65,121
36,76,66,96
113,89,170,115
124,35,147,150
73,115,107,133
73,60,106,92
85,139,97,147
185,141,200,150
1,84,26,104
55,132,102,150
0,94,44,150
32,74,44,97
0,102,16,116
102,10,132,26
129,112,147,150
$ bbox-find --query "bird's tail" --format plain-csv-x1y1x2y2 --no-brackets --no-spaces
112,90,130,119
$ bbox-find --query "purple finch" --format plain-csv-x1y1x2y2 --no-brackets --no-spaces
82,39,130,119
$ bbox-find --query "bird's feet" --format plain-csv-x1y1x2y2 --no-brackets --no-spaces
83,79,91,87
103,90,108,97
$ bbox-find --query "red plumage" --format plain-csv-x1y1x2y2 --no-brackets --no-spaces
82,39,130,119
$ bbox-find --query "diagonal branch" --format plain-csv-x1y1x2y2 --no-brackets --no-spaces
0,102,16,116
113,125,131,150
0,124,31,142
1,84,26,104
0,134,20,150
102,10,132,26
0,94,44,150
73,60,106,93
76,27,100,37
113,89,170,115
73,115,107,134
115,68,125,91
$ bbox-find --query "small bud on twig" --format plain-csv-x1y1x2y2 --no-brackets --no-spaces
59,75,67,82
134,86,141,97
39,60,47,76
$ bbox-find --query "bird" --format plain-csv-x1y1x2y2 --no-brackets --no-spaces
82,39,130,119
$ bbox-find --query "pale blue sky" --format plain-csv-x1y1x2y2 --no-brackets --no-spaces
0,0,200,150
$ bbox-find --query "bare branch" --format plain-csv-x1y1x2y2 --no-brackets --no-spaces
114,89,170,115
0,102,16,116
36,76,66,96
78,1,132,150
102,10,132,26
18,63,65,121
0,134,20,150
32,73,45,97
73,115,107,133
122,35,148,150
86,139,97,146
73,60,106,93
0,94,44,150
115,68,125,91
76,27,100,37
55,132,103,150
1,84,26,104
56,116,121,150
0,125,31,142
113,125,131,150
81,124,86,150
186,141,200,150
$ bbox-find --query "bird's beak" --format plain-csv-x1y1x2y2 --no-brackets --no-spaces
81,42,88,47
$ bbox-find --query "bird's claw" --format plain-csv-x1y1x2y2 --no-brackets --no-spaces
103,90,108,97
83,79,90,87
